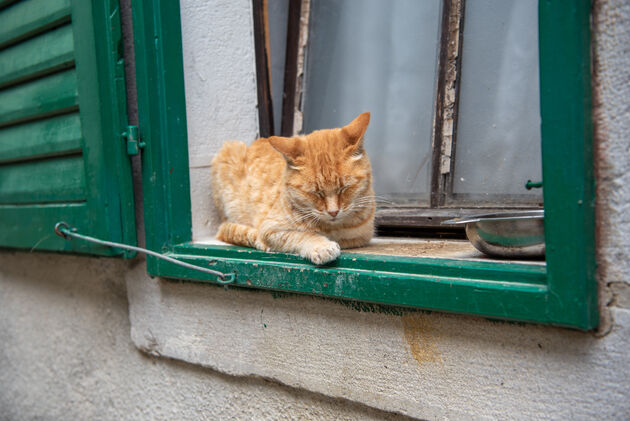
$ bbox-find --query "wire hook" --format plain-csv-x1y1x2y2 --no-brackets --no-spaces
54,222,236,284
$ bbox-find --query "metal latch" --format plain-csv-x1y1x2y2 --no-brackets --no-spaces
123,125,145,156
525,180,543,190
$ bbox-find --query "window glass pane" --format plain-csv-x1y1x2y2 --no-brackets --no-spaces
302,0,441,205
453,0,542,203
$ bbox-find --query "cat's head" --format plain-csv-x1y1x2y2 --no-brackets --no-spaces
268,112,373,224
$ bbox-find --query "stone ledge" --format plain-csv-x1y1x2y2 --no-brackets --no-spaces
126,261,630,420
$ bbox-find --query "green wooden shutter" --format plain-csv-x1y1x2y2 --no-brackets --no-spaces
0,0,136,256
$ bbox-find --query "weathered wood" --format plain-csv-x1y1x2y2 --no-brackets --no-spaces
252,0,274,136
430,0,464,208
280,0,302,136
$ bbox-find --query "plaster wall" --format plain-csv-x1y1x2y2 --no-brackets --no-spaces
180,0,260,242
593,0,630,317
0,253,411,421
0,0,629,420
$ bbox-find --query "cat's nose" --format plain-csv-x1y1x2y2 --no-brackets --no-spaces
328,210,339,218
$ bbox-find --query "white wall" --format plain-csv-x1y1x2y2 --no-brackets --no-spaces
180,0,260,242
0,253,411,421
0,0,629,420
593,0,630,325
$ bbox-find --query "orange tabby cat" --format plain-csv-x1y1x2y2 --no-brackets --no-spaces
210,112,375,265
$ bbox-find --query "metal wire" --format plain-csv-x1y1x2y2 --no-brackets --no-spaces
54,222,235,284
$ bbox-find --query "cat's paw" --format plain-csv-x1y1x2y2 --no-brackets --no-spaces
254,238,270,252
304,240,341,265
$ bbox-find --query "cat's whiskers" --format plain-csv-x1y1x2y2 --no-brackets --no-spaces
345,206,373,214
286,208,321,227
282,198,316,224
287,212,312,225
358,194,390,199
349,201,377,208
343,203,375,216
355,194,390,199
354,195,393,205
301,213,320,225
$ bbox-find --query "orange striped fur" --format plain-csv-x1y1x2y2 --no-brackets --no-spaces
210,113,375,265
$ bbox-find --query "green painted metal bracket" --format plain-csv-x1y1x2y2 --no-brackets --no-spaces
525,180,543,190
123,125,144,156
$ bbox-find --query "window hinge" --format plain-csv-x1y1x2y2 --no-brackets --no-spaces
123,125,145,156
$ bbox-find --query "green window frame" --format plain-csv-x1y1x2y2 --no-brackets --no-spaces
132,0,596,329
0,0,136,256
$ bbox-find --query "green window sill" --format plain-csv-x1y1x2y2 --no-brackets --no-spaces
151,243,549,324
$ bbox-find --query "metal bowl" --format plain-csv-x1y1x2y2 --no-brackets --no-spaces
442,210,545,258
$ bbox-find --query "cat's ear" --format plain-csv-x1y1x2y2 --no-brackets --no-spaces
341,112,370,150
268,136,304,164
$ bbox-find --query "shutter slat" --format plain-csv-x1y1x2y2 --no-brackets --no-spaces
0,1,20,11
0,202,94,251
0,69,78,127
0,113,81,164
0,0,71,48
0,23,74,88
0,154,86,204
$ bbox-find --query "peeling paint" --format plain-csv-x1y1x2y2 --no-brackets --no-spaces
291,0,311,135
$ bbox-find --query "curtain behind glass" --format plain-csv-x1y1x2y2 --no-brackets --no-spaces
302,0,442,204
452,0,542,204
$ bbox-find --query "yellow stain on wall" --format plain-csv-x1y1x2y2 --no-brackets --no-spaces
402,314,442,365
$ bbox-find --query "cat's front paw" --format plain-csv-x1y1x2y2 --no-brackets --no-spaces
304,240,341,265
